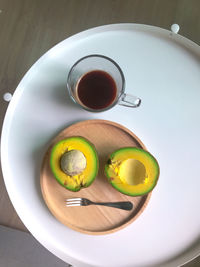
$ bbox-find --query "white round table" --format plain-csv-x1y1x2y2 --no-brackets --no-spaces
1,24,200,267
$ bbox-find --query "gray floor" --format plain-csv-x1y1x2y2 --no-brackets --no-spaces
0,225,70,267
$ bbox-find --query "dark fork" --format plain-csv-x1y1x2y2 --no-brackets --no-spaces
65,197,133,210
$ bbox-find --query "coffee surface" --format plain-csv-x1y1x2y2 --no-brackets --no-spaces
77,70,117,110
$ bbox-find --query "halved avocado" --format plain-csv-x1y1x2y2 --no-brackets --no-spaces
50,136,99,192
105,147,159,196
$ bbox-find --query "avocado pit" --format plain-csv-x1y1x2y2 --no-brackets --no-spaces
60,149,86,176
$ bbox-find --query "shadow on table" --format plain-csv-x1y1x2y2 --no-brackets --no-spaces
153,235,200,267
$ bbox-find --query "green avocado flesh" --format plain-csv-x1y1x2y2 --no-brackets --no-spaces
105,147,159,196
50,136,99,192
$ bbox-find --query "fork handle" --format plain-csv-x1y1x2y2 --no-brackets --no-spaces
93,201,133,211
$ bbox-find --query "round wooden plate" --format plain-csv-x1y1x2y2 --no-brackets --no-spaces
40,120,151,235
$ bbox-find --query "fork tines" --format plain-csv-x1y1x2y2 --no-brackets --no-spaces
65,198,82,207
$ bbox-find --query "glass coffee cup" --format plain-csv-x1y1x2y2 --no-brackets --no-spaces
67,54,141,112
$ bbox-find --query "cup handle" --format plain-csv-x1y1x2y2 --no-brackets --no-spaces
118,93,141,108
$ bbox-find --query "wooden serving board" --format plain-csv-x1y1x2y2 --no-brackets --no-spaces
40,120,151,235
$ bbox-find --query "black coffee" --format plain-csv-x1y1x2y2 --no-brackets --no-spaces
77,70,117,110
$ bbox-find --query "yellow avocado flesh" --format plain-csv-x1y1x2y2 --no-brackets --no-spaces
118,159,147,185
50,137,98,191
105,147,159,196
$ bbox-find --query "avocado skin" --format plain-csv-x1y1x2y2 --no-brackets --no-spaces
50,136,99,192
105,147,160,196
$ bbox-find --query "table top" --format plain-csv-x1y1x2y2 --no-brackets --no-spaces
0,1,200,266
1,22,200,267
